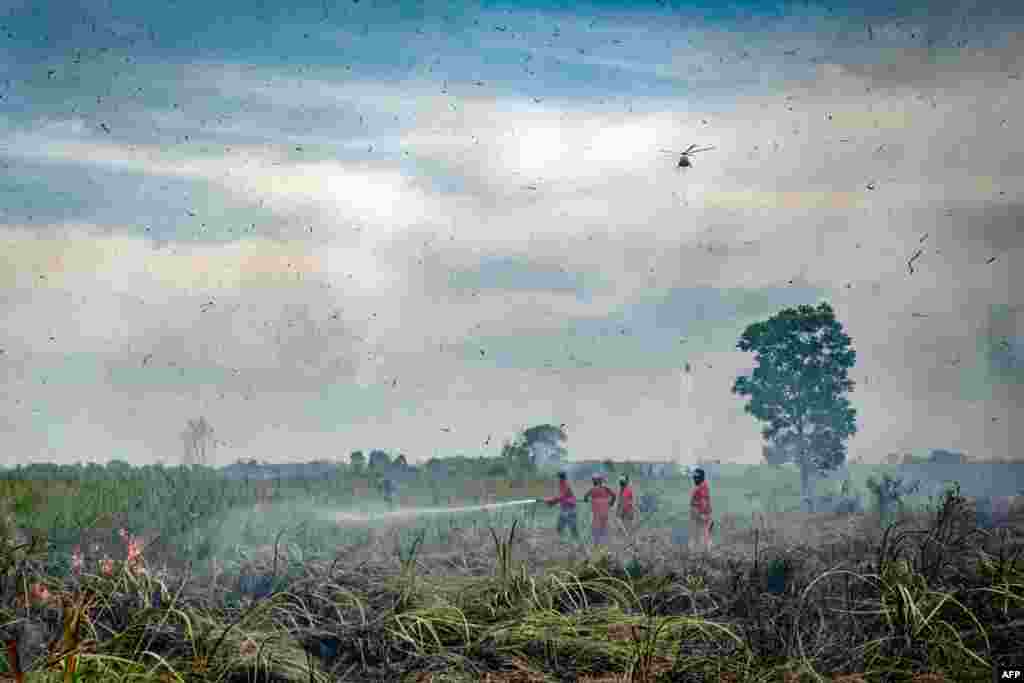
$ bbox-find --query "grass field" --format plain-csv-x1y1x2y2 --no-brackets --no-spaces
0,461,1021,682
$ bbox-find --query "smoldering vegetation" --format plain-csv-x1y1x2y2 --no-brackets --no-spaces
0,460,1021,682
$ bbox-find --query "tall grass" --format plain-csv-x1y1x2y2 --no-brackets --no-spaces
0,463,1021,681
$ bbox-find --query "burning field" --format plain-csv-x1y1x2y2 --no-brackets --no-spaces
0,465,1021,682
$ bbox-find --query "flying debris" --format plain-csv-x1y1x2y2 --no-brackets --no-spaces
986,256,997,264
907,249,923,274
659,144,715,169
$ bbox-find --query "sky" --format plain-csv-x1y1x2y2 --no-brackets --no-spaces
1,0,1022,467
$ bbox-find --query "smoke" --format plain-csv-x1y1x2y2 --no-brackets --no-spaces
168,496,542,572
322,498,540,526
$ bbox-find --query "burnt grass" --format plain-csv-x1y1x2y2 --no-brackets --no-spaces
0,488,1022,682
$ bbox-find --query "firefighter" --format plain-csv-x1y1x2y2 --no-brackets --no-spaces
583,473,616,546
537,471,579,541
616,475,635,533
689,467,712,552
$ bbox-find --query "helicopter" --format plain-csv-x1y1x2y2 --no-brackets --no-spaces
660,144,715,168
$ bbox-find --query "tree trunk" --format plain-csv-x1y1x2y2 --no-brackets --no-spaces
797,433,815,513
800,463,815,512
878,495,892,524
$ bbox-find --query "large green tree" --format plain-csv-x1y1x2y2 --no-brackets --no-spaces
367,449,391,471
349,450,366,472
523,423,568,469
732,302,858,509
502,423,568,472
500,435,533,473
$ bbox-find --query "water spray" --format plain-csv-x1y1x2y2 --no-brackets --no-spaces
325,498,540,525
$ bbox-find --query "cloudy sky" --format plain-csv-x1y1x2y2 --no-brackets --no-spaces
1,0,1021,467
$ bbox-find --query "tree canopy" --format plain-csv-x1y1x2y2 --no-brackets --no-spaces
367,449,391,470
349,450,366,471
522,424,567,447
732,302,858,496
502,423,568,472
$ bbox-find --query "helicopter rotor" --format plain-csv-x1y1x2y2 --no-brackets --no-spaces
659,145,715,157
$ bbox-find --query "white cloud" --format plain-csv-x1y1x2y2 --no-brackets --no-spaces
3,17,1024,464
503,124,573,173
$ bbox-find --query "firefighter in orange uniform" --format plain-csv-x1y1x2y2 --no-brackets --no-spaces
689,467,712,551
539,471,579,541
583,473,616,546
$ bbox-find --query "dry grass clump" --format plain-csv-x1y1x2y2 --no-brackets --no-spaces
0,474,1021,682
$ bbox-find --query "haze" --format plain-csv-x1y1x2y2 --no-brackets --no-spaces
1,0,1021,466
